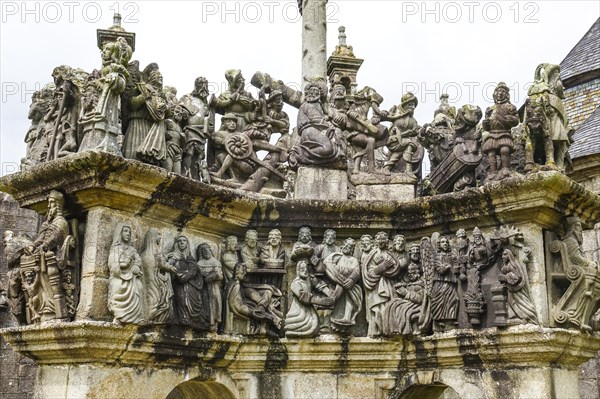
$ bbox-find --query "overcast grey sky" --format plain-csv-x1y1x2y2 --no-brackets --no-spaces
1,0,598,176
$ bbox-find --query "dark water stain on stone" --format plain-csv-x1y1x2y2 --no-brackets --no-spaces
136,178,171,218
412,337,439,369
257,338,288,399
456,331,484,379
490,369,513,399
335,336,350,374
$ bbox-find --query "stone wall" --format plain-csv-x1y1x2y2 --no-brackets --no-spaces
563,77,600,130
0,194,40,399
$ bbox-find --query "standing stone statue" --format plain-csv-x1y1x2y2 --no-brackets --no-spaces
210,113,240,178
19,191,76,323
482,82,519,182
196,243,224,332
498,249,538,325
167,235,208,330
241,230,260,271
285,260,333,337
79,37,132,154
383,246,426,335
288,81,346,169
21,85,55,170
524,63,573,172
122,63,168,164
141,228,175,324
181,77,213,180
221,236,240,281
419,94,456,172
323,238,363,332
108,223,145,325
430,236,459,332
361,232,400,336
313,229,340,276
466,227,499,326
290,226,317,270
163,104,191,174
390,234,410,279
44,66,81,161
381,93,421,178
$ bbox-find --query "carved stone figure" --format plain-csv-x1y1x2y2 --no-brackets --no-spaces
290,226,317,269
383,250,426,335
431,236,459,332
122,63,168,164
21,85,55,170
210,113,240,178
259,229,286,269
240,90,291,192
482,82,519,182
313,229,340,276
167,235,208,330
381,92,421,178
2,231,29,323
361,232,400,336
108,223,145,325
79,37,131,154
454,229,469,281
524,63,573,172
44,66,81,161
498,249,538,325
211,69,256,131
429,104,483,193
550,216,600,331
61,269,76,318
196,243,224,332
345,87,387,174
419,95,456,171
141,228,175,324
163,104,191,174
221,236,239,281
226,263,283,335
323,238,363,331
288,81,346,169
181,77,213,180
466,227,499,326
390,234,409,279
285,261,333,337
240,230,260,271
19,191,76,323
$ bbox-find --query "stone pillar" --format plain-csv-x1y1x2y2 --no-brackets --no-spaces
301,0,328,85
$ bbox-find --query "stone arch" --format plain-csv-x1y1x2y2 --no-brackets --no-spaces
399,384,461,399
165,380,237,399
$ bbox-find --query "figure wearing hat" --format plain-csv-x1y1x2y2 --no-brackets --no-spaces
381,92,421,178
210,113,240,179
482,82,519,181
210,69,256,131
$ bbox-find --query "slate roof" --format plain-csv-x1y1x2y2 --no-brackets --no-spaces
560,18,600,83
570,106,600,159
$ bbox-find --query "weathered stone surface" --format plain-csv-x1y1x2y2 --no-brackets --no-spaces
355,183,415,202
294,166,348,200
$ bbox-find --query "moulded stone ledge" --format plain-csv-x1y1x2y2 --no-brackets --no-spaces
0,151,598,236
2,322,598,373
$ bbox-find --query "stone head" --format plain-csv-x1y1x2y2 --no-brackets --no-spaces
298,227,312,244
375,232,389,249
296,261,309,279
268,229,282,247
493,82,510,104
342,238,356,255
323,229,336,245
360,235,373,252
392,235,406,252
194,76,209,97
409,244,420,261
245,230,258,248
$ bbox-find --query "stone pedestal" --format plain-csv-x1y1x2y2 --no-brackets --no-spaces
350,171,416,201
294,166,348,200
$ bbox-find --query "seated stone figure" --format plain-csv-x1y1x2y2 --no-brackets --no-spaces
288,81,346,170
383,256,426,335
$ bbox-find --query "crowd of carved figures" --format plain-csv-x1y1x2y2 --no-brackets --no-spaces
1,192,598,335
20,20,574,198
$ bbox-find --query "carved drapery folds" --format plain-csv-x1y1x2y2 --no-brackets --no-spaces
4,202,598,338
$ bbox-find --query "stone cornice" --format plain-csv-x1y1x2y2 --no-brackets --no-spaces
2,322,598,372
1,151,598,238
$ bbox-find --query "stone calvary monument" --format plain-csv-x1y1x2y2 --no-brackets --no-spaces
0,4,599,399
